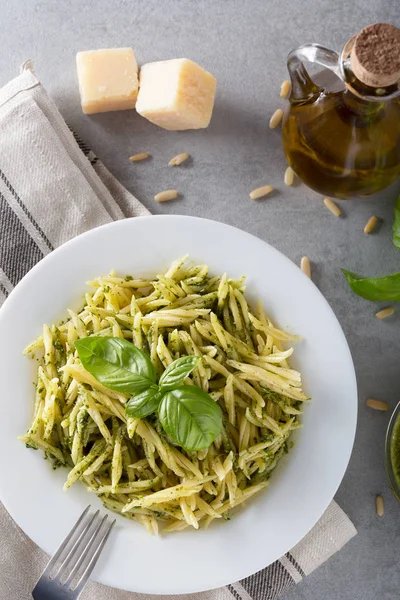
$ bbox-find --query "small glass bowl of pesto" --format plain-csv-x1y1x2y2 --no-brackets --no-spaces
385,401,400,501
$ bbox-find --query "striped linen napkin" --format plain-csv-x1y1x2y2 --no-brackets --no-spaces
0,63,357,600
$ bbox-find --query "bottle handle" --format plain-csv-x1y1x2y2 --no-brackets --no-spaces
287,44,341,102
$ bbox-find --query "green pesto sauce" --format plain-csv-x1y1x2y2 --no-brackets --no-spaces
390,413,400,488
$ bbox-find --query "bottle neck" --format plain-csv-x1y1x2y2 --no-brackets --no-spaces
340,36,400,102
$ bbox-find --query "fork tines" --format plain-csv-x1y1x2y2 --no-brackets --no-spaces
34,506,115,596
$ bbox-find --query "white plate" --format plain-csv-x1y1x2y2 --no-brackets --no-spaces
0,216,357,595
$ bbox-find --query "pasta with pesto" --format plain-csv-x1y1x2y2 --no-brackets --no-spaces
20,256,309,534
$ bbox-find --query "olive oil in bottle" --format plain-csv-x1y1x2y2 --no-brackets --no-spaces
282,23,400,199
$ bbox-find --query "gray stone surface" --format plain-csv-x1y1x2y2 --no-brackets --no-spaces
1,0,400,598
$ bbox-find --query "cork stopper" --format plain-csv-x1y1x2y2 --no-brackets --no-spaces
350,23,400,87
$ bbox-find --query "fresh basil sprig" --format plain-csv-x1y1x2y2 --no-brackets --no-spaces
342,269,400,302
75,338,222,451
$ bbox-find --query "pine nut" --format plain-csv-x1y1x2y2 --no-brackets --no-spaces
300,256,311,278
280,80,291,98
249,185,274,200
168,152,189,166
154,190,179,203
129,152,151,162
376,495,384,517
376,307,395,319
366,399,389,411
269,108,284,129
364,216,379,234
324,197,342,217
284,167,295,186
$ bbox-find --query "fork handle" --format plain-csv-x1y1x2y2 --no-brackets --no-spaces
32,578,77,600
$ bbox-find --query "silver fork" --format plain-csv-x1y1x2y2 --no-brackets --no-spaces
32,506,115,600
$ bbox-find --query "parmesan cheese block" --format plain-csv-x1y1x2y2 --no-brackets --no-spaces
76,48,139,114
136,58,217,130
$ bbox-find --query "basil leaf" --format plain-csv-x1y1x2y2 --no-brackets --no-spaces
75,337,157,394
159,356,200,391
342,269,400,301
158,386,222,451
393,195,400,249
126,387,162,418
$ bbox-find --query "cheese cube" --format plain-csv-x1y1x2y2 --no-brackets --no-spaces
136,59,217,131
76,48,139,114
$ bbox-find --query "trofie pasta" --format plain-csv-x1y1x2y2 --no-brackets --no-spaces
20,256,309,534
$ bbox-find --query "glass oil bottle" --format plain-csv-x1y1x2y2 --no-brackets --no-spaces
282,23,400,198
